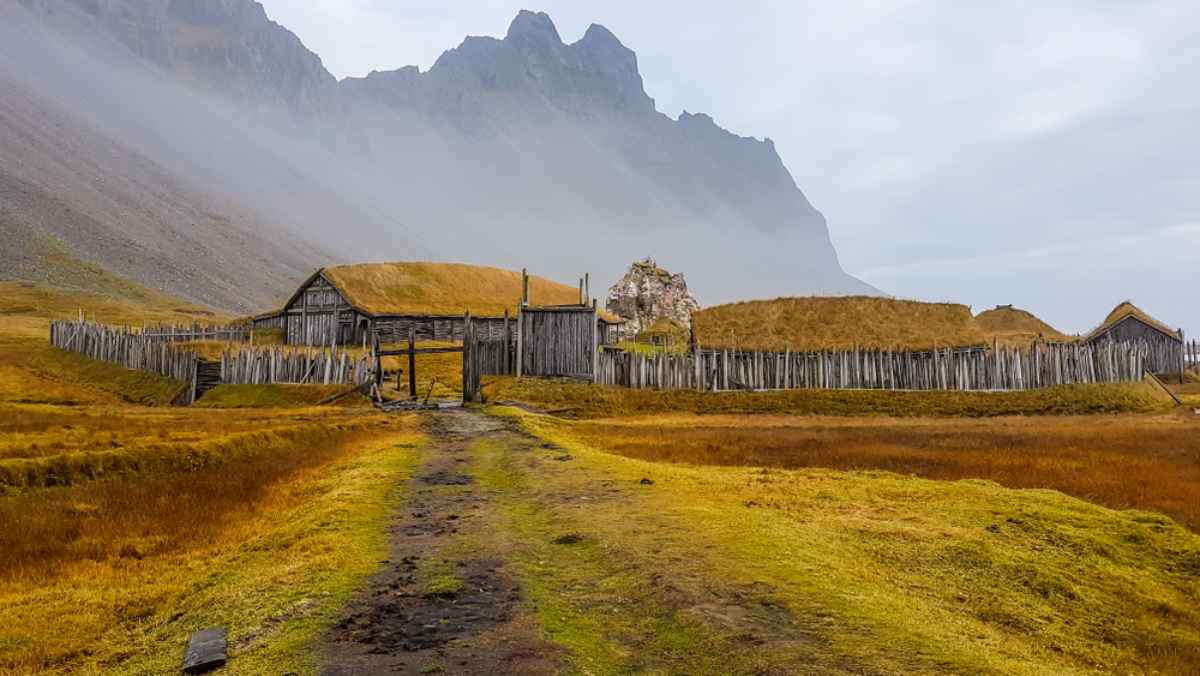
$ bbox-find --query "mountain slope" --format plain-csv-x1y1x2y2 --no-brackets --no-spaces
0,74,321,312
2,2,879,310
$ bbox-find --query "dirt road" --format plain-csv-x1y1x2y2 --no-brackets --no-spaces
320,409,848,675
321,410,562,675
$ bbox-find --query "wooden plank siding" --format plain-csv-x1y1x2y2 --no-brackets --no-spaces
1084,315,1183,375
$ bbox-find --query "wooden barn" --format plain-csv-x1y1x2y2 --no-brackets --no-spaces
252,262,624,346
1083,301,1183,375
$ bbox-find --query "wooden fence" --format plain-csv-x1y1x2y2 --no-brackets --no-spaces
50,320,201,403
219,346,376,386
141,323,250,343
1186,340,1198,368
597,341,1151,392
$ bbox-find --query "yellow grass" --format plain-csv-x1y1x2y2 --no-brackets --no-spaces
0,425,422,674
319,261,605,318
541,412,1200,532
0,276,435,673
482,408,1200,674
975,305,1071,344
692,295,986,350
481,376,1174,419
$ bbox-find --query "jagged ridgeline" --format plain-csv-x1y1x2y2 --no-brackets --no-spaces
0,2,877,313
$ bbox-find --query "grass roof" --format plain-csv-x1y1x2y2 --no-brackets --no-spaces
692,296,987,351
1084,301,1179,341
319,262,619,321
975,305,1071,345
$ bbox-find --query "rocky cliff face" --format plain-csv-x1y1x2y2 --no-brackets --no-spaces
1,3,881,310
607,259,701,337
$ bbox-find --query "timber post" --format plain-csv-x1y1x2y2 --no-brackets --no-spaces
1181,329,1187,385
592,300,599,383
503,308,511,375
372,333,382,392
408,327,417,401
515,306,524,378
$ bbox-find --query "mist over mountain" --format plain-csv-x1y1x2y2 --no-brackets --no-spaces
1,0,879,312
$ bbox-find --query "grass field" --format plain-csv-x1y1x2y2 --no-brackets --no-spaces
482,376,1175,419
479,407,1200,674
0,277,428,673
5,273,1200,673
531,411,1200,532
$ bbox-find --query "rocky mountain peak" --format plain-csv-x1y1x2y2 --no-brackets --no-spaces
505,10,561,44
606,258,701,337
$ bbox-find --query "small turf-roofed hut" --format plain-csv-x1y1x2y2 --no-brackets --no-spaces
253,262,623,346
1083,301,1183,374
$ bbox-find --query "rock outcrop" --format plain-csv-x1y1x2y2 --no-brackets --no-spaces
607,259,700,337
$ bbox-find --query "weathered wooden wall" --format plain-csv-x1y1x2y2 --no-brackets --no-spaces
220,346,376,386
141,323,249,342
373,316,513,344
267,275,364,347
1086,317,1182,374
518,308,597,379
597,341,1151,392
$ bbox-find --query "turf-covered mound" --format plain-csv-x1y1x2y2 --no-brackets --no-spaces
692,296,985,351
975,305,1071,345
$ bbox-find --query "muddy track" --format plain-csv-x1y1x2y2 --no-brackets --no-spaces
321,410,559,676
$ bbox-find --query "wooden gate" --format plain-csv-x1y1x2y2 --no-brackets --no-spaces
516,306,599,380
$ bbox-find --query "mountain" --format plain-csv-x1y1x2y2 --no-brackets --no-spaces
0,1,879,312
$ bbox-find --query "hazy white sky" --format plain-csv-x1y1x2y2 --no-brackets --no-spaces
260,1,1198,336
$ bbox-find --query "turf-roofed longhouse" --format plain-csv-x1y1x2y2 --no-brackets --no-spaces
691,296,987,352
1082,301,1184,375
253,262,623,346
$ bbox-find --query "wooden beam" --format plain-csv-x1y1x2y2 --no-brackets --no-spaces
377,347,465,356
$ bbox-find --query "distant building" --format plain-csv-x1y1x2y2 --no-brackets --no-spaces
252,262,622,346
1083,301,1183,374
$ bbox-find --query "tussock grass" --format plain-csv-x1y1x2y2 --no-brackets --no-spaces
975,305,1071,344
693,296,986,350
0,415,391,489
482,376,1173,419
496,408,1200,674
546,412,1200,532
0,427,423,673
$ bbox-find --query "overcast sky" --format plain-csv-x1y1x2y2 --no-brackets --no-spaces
260,1,1197,337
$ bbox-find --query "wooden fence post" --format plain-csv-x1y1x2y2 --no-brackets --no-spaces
515,307,524,378
408,327,417,401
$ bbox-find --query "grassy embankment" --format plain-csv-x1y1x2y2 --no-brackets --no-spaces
471,407,1200,674
0,275,425,673
482,376,1174,419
